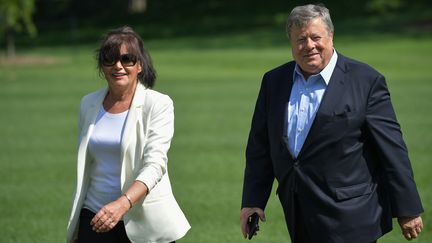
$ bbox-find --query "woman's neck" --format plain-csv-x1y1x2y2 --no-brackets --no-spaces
103,82,137,113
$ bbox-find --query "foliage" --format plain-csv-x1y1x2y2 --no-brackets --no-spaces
0,0,37,57
13,0,429,49
0,0,37,37
366,0,403,13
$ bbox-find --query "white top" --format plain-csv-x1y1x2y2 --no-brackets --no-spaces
83,106,129,213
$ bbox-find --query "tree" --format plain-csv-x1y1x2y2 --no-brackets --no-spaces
129,0,147,13
366,0,404,13
0,0,37,58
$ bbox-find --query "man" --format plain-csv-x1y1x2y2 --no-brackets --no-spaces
240,4,423,243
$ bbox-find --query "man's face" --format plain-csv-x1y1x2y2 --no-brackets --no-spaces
289,17,334,78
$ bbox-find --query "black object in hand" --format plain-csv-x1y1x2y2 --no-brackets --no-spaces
247,212,259,240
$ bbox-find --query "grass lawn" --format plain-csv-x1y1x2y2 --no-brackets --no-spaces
0,31,431,242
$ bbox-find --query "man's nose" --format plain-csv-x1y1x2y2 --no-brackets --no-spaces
305,38,315,50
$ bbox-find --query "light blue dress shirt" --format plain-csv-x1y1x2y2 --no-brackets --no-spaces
287,51,338,158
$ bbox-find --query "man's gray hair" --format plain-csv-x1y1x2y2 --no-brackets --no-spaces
286,4,334,40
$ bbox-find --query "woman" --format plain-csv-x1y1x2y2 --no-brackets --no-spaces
67,26,190,243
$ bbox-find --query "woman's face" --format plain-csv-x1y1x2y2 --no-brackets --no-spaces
101,44,142,91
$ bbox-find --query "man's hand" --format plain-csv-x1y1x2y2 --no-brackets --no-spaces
240,207,266,239
398,216,423,240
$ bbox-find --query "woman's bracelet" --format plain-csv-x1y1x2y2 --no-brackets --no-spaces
123,193,133,209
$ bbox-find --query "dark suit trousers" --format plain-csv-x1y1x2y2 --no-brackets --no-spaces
292,195,312,243
291,196,377,243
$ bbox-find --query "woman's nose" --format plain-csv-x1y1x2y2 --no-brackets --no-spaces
113,60,123,69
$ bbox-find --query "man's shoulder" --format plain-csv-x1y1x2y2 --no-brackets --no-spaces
337,53,381,76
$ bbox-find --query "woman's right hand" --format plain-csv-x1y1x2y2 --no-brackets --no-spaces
90,197,130,233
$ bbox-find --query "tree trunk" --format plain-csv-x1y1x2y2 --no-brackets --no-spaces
6,29,16,59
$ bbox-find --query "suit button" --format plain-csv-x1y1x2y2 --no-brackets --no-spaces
294,161,299,166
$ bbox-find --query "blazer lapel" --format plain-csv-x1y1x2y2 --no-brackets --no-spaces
78,87,107,153
76,88,107,191
82,92,106,131
120,83,147,163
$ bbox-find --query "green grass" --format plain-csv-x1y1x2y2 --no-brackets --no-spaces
0,32,431,242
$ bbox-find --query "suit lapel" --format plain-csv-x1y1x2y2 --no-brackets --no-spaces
280,63,295,157
297,55,348,158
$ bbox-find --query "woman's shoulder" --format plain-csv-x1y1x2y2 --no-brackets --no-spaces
81,87,106,102
137,85,173,107
79,87,107,110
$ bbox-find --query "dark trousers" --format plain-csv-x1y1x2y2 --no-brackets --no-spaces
77,208,176,243
292,197,377,243
279,194,377,243
292,196,312,243
78,208,131,243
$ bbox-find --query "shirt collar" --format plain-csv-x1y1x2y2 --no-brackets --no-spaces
320,49,338,85
293,49,338,85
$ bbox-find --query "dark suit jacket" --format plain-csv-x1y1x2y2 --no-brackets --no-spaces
242,53,423,243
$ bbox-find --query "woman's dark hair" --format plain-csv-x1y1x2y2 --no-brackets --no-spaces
96,26,156,88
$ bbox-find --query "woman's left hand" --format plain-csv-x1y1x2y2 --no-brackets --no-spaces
90,196,130,233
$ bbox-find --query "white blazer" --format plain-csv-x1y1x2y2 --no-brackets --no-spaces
67,83,190,243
